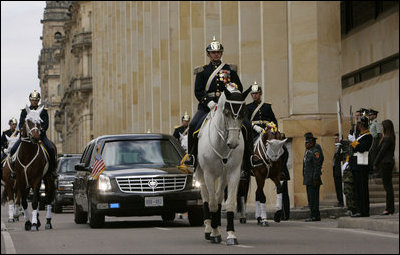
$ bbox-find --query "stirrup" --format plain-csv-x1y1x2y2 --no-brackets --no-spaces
250,155,263,168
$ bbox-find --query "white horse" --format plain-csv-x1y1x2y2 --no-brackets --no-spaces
195,85,251,245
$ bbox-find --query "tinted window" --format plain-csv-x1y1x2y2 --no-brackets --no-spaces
58,157,80,174
101,139,181,168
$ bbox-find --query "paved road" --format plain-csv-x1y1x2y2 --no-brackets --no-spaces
1,205,398,254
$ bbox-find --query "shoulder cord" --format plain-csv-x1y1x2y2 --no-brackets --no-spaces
205,62,225,92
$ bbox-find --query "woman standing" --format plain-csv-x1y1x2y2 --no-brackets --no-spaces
373,119,396,215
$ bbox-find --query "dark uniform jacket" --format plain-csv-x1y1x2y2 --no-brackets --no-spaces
1,129,19,151
333,142,345,177
194,62,243,112
173,125,188,140
281,145,290,181
303,146,323,186
373,136,395,167
246,101,277,128
19,105,49,139
350,129,372,168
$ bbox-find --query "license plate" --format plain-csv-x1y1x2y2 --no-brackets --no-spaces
145,196,163,207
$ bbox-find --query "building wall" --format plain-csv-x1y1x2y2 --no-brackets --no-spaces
41,1,399,208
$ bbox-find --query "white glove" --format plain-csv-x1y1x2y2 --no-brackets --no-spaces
341,162,349,172
207,101,217,110
347,134,355,142
253,125,264,133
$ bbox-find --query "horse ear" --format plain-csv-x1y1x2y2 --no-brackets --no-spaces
223,86,232,99
281,138,288,143
25,105,30,114
242,86,252,100
37,105,44,114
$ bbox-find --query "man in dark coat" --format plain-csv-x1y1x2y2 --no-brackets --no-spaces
280,133,290,220
173,112,190,140
184,36,255,173
333,133,344,207
246,82,277,141
303,132,323,221
8,90,57,179
348,116,372,217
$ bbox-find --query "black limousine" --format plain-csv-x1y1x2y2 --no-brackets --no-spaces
73,133,203,228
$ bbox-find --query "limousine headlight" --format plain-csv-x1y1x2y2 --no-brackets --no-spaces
192,178,201,189
98,175,111,191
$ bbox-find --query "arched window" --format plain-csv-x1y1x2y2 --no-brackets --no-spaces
54,32,62,40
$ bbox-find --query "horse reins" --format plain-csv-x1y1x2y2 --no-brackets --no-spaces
254,133,272,178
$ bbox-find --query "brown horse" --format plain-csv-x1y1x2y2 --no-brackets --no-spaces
14,106,57,231
1,157,23,222
251,124,287,226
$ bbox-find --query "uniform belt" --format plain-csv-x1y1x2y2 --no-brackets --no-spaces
252,120,268,125
207,92,222,97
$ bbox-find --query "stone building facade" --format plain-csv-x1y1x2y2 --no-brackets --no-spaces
40,1,399,208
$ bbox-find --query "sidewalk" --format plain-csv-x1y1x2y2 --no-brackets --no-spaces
225,202,399,234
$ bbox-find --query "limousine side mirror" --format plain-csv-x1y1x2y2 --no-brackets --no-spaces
75,163,88,171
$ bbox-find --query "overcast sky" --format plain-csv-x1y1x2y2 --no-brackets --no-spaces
1,1,46,132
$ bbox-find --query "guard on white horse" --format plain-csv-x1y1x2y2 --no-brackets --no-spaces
196,84,251,245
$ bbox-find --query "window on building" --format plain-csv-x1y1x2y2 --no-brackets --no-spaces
342,53,399,89
341,1,399,34
57,84,61,96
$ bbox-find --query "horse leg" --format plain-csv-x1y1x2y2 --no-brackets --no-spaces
21,189,31,231
30,184,41,231
43,175,54,229
204,172,221,244
8,200,15,222
237,177,249,224
273,179,283,223
255,175,269,226
196,168,212,240
224,168,240,245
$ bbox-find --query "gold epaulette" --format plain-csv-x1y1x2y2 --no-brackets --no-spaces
351,140,359,148
228,64,237,72
174,125,180,129
193,65,205,75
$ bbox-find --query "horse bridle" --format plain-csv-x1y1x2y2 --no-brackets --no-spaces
22,120,41,144
209,98,246,161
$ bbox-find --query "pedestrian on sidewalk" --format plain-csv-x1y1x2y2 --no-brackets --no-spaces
373,119,396,215
303,132,323,221
333,133,344,207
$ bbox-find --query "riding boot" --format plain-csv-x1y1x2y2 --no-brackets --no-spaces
184,127,198,168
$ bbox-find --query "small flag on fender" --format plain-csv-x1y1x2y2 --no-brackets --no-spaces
90,145,106,180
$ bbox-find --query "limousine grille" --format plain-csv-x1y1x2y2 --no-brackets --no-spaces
115,175,187,193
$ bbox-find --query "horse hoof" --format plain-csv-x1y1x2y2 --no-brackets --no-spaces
257,217,262,225
31,224,38,231
274,210,282,223
239,218,247,224
45,223,52,230
25,221,32,231
205,232,211,240
261,221,269,227
8,219,15,223
226,238,238,246
210,235,222,244
13,216,19,222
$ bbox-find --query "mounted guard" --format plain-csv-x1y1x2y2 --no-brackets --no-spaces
8,90,57,180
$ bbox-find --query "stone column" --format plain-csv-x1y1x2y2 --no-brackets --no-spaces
282,2,341,207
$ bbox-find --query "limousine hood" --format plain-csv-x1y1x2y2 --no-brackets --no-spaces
101,165,192,178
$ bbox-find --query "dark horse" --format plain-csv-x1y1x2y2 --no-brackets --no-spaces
1,157,22,222
246,123,287,226
14,106,57,231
